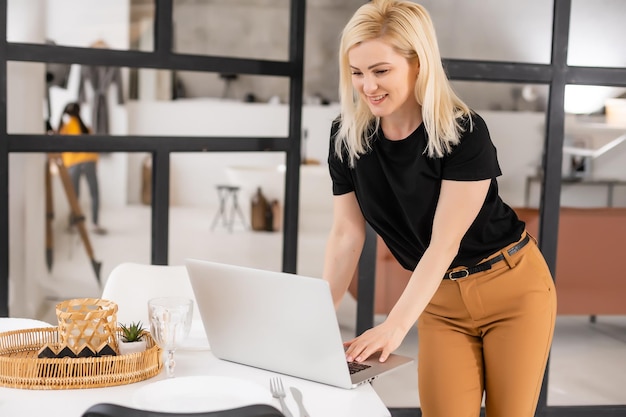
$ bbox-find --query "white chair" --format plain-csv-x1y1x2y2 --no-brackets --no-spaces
101,262,202,328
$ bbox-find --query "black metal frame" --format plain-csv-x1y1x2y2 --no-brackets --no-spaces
1,0,625,416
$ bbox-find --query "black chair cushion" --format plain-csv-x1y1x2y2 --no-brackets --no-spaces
81,403,284,417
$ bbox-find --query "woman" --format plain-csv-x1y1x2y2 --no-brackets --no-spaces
323,1,556,416
59,102,107,235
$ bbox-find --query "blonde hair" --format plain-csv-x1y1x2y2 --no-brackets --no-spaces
335,0,471,166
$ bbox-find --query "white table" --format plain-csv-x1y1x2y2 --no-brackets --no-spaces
0,318,391,417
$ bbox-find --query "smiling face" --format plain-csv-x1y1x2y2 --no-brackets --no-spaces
348,37,421,124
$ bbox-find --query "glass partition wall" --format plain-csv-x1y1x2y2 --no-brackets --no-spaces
2,0,306,320
2,1,626,416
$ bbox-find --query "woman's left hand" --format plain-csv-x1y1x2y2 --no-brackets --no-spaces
344,320,408,363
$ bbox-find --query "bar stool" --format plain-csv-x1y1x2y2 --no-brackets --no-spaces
210,185,247,232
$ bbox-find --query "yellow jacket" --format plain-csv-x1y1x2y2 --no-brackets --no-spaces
60,116,98,167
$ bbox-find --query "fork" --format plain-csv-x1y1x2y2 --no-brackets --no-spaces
269,377,294,417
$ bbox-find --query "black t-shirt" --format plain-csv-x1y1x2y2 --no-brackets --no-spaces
328,112,525,271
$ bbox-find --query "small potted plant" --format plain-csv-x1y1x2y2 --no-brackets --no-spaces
118,321,147,355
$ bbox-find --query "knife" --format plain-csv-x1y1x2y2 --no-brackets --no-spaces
290,386,311,417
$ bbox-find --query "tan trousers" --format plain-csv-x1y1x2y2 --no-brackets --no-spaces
417,233,557,417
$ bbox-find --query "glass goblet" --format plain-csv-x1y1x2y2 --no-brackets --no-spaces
148,296,194,378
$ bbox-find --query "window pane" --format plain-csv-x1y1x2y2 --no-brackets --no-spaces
8,62,129,135
569,0,626,67
560,85,626,204
451,81,549,112
548,316,626,405
7,0,154,52
168,152,332,277
9,152,151,320
9,62,296,138
169,152,287,272
174,71,290,104
128,72,288,137
420,0,553,63
173,0,290,61
564,84,626,116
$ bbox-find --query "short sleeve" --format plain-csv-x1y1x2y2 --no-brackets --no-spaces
327,120,355,195
442,113,502,181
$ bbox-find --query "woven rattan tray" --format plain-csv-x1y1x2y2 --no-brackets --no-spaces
0,327,162,390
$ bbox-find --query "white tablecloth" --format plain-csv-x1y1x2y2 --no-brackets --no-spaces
0,318,391,417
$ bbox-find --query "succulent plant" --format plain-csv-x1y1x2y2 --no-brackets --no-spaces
119,321,145,343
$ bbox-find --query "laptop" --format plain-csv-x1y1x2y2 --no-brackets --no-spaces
185,259,413,389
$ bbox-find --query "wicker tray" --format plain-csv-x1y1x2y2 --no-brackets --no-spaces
0,327,162,390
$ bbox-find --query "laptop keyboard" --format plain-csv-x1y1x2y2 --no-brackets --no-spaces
348,361,372,374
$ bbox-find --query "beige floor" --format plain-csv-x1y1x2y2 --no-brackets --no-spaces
36,205,626,409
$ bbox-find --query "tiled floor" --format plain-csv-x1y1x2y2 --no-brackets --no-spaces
36,205,626,409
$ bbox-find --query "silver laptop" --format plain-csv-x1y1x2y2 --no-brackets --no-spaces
185,259,413,389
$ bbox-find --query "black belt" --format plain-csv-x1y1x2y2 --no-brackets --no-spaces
444,235,531,280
